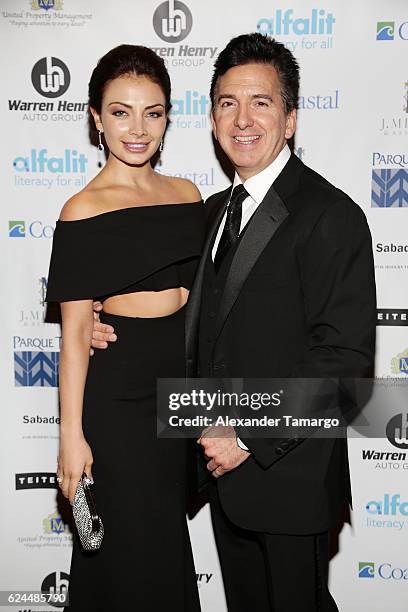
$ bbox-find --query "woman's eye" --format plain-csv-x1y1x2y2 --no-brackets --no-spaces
112,110,127,117
147,111,163,118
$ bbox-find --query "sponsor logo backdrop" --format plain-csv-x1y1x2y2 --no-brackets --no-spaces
0,1,406,610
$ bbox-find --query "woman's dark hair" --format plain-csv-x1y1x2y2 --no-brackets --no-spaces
88,44,172,115
210,33,299,114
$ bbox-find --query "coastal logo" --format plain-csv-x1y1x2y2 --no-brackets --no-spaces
371,169,408,207
9,221,25,237
298,90,339,110
386,413,408,449
31,57,70,98
376,22,395,40
358,561,408,581
15,472,58,490
41,571,69,608
391,348,408,375
153,0,192,43
31,0,63,9
14,351,60,387
43,511,69,535
358,562,375,578
9,220,54,238
376,20,408,41
257,9,335,52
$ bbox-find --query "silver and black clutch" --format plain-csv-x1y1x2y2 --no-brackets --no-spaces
72,473,104,550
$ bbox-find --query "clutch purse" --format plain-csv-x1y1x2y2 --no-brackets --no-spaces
72,473,104,550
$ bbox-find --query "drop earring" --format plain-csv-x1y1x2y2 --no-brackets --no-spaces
159,140,163,153
98,128,105,152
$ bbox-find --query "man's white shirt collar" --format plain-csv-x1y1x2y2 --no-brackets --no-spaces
231,143,291,204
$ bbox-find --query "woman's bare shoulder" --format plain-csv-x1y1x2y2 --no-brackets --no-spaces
158,174,202,204
59,187,105,221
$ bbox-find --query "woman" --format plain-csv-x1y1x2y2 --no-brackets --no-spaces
45,45,204,611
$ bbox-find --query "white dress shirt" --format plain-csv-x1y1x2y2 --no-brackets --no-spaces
211,144,291,451
212,144,291,261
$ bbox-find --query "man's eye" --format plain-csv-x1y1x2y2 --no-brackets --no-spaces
220,101,234,108
255,101,269,107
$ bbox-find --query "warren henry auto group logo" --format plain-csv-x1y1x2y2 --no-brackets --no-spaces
151,1,217,68
31,56,70,98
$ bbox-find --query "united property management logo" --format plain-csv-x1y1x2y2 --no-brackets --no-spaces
371,152,408,207
256,8,335,52
43,511,69,535
31,57,70,98
386,413,408,450
9,220,54,238
376,20,408,41
358,562,408,581
391,348,408,375
153,0,192,42
14,351,60,387
31,0,63,10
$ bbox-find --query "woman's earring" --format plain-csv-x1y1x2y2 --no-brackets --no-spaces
159,140,163,153
97,128,105,152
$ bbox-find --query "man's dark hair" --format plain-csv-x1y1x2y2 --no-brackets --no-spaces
210,33,299,114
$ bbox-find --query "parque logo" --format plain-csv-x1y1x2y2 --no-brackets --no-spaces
358,562,375,578
371,169,408,207
153,0,192,43
14,351,60,387
387,413,408,449
31,57,70,98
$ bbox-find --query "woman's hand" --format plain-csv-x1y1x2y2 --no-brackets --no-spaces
90,300,116,356
57,428,94,504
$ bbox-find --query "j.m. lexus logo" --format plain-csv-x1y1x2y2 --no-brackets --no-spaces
31,57,70,98
153,0,192,42
14,351,59,386
371,168,408,207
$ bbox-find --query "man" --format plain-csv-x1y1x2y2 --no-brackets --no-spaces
93,34,376,611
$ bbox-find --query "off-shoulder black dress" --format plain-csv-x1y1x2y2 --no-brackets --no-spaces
46,202,205,611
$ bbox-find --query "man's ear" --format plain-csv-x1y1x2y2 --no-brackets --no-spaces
285,108,297,140
89,107,103,132
210,110,218,141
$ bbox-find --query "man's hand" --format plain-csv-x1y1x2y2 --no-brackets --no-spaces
198,426,250,478
90,301,117,356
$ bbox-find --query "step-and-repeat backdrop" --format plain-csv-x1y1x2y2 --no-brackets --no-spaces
1,1,407,610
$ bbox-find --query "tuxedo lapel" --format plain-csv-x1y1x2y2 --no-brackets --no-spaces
185,188,230,375
214,185,289,341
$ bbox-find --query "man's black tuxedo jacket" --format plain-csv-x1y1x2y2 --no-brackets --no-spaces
185,153,376,535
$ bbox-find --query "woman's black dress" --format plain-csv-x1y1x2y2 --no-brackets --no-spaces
45,202,205,611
